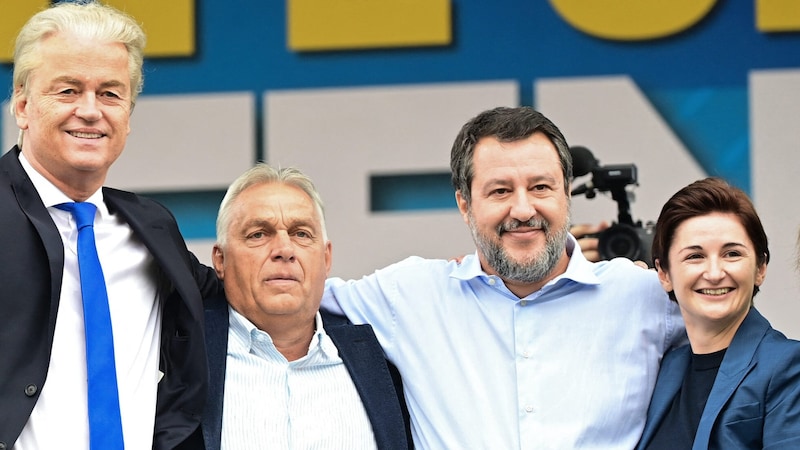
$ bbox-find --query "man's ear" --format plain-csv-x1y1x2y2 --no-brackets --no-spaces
324,240,332,277
13,88,30,131
211,245,225,279
455,190,470,225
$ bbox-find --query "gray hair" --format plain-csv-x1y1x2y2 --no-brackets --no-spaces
9,1,146,146
216,163,328,248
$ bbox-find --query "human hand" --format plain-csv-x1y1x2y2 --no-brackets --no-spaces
450,255,466,264
570,221,610,262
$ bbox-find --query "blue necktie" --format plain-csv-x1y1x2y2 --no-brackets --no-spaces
57,202,125,450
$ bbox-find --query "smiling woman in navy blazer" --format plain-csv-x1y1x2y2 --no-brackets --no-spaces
637,177,800,450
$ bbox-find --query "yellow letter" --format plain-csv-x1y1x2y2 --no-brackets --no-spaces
757,0,800,32
549,0,717,41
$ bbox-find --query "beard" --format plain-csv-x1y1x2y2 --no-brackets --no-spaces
468,212,569,284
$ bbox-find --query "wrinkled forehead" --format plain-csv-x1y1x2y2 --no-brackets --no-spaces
235,183,322,225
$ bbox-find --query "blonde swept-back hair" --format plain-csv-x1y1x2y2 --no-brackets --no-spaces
9,1,146,145
216,163,328,248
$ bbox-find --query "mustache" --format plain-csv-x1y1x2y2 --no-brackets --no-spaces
496,217,549,235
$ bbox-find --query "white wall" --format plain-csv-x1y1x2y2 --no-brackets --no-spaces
265,80,519,279
751,69,800,339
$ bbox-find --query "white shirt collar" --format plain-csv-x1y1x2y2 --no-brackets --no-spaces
18,152,107,215
449,233,601,288
228,306,340,363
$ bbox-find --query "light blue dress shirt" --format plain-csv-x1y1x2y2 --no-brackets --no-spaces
323,237,686,449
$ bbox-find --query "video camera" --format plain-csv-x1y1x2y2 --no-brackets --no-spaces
569,146,655,265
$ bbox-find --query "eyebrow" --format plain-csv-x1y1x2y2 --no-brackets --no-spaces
50,76,128,91
240,217,319,233
100,80,128,91
679,242,747,252
287,218,320,233
482,174,558,187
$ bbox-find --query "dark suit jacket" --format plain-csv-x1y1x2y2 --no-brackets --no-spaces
200,293,412,450
0,147,222,450
637,308,800,450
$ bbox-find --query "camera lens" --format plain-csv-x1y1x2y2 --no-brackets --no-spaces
606,233,638,258
598,224,642,260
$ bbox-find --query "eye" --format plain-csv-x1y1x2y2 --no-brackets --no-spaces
724,249,743,258
58,88,77,95
490,188,510,196
101,90,121,99
294,229,313,239
247,231,266,240
685,253,704,261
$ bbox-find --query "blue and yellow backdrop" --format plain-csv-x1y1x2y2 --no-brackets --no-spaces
2,0,799,335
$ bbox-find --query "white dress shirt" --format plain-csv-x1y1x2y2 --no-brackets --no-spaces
14,153,162,450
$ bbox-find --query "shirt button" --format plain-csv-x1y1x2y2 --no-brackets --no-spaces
24,384,38,397
520,300,527,306
525,405,534,413
522,351,530,358
0,442,7,450
488,278,496,285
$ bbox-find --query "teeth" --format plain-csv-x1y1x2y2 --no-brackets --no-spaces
699,288,731,295
69,131,102,139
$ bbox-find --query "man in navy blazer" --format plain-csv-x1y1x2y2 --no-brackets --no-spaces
200,164,410,449
638,308,800,449
0,3,220,449
202,296,411,449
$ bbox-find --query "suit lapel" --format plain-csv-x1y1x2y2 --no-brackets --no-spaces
102,188,204,325
692,309,768,449
202,294,229,450
638,345,690,449
323,311,407,449
3,148,65,328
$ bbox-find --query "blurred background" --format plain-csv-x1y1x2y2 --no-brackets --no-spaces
2,0,799,336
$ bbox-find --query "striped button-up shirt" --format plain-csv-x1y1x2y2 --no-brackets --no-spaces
221,307,378,449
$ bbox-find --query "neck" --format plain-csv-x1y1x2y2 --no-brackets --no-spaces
685,310,748,354
257,316,316,362
484,251,570,299
57,181,101,203
20,148,105,202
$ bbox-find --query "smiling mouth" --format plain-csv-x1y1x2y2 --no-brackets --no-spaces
505,227,540,233
697,288,733,295
68,131,104,139
500,228,543,239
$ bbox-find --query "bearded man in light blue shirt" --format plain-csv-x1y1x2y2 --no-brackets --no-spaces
323,106,687,449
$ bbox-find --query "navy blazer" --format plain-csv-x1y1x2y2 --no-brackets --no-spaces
200,293,412,450
637,308,800,450
0,147,221,450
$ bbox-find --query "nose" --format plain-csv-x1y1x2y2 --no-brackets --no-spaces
703,257,726,282
270,232,295,262
74,93,102,122
509,190,536,222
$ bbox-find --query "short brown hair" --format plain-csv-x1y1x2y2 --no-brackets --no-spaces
651,177,769,300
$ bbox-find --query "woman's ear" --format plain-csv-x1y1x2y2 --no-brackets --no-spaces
655,259,673,294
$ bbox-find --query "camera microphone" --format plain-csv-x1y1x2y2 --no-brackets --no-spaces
569,146,599,177
569,146,653,264
569,146,599,196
